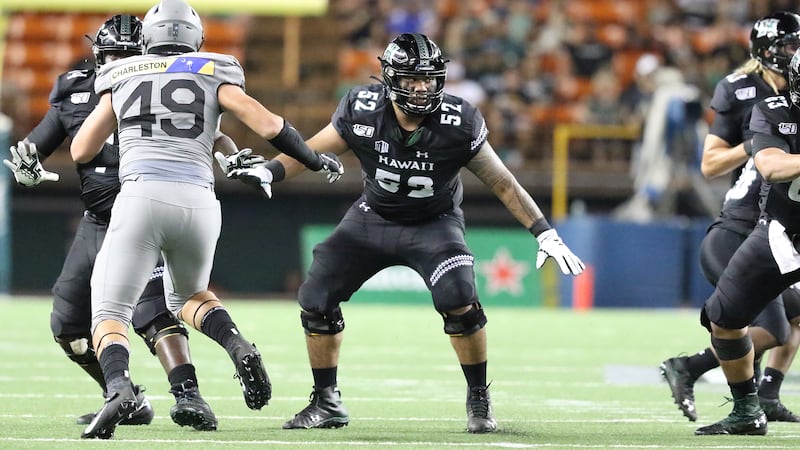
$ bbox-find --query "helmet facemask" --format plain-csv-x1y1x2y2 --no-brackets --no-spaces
379,33,448,116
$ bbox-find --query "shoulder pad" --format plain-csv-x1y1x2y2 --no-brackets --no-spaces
49,69,94,104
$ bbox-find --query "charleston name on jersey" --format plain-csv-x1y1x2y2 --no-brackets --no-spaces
95,52,244,188
333,83,488,223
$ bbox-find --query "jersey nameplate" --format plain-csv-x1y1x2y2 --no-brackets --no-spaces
108,57,216,84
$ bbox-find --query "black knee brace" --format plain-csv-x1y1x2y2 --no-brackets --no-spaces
711,335,753,361
134,311,189,355
55,335,97,366
441,303,487,336
300,308,345,335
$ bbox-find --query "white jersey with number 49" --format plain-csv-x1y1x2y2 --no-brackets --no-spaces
95,52,244,187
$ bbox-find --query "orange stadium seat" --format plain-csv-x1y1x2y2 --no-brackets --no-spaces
203,18,246,46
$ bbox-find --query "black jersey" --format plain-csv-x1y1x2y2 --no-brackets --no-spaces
750,94,800,234
25,69,120,216
332,83,487,223
709,72,780,235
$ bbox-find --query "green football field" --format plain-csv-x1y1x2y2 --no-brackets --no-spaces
1,298,799,449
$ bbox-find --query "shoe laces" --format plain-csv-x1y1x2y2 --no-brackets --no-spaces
170,380,200,400
468,385,492,418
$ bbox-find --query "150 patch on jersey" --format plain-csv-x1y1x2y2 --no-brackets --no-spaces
70,92,91,104
353,124,375,137
779,122,798,134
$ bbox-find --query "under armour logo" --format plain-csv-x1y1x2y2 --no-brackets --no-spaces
359,202,371,212
416,151,429,158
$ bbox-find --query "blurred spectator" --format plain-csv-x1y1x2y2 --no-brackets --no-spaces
585,68,627,167
444,60,487,107
564,21,613,78
615,63,714,221
619,53,661,128
384,0,438,38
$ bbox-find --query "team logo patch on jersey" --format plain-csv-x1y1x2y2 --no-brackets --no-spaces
779,122,798,135
353,124,375,137
66,70,89,80
735,87,756,100
374,140,389,153
166,57,215,75
70,92,91,104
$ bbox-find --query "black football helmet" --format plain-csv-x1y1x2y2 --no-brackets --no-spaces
750,11,800,75
378,33,448,116
92,14,143,69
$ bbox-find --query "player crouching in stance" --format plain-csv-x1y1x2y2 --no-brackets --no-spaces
227,33,584,433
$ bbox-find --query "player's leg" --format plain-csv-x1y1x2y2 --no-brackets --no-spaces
160,183,269,411
661,226,746,421
132,270,217,431
759,285,800,422
283,203,385,429
82,190,164,439
695,226,791,435
50,213,153,426
415,213,496,434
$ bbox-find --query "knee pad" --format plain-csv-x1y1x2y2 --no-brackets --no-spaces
711,335,753,361
134,311,189,355
441,303,487,336
300,308,345,335
55,335,97,366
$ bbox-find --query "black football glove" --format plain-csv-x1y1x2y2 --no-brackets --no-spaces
317,152,344,183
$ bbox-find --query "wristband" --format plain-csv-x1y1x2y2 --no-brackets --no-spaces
264,159,286,183
268,120,322,170
743,138,753,156
528,217,551,237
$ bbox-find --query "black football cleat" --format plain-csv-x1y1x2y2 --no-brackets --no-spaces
232,343,271,410
760,397,800,422
170,380,218,431
282,386,350,429
76,384,153,426
80,378,138,439
660,356,697,421
695,393,767,436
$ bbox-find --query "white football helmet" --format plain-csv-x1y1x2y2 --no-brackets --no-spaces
142,0,204,55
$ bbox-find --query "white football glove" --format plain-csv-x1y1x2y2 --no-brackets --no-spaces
214,148,266,176
3,141,60,187
227,165,274,199
535,229,585,275
317,152,344,183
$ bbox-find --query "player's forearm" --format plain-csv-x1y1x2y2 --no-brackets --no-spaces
25,108,68,160
755,148,800,182
700,135,748,179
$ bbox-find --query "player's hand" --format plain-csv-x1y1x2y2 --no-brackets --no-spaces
535,229,585,275
228,165,274,199
3,141,59,187
214,148,266,176
316,152,344,183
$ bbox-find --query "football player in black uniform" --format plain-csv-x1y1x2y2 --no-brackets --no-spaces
660,12,800,424
2,14,219,432
694,38,800,436
234,33,584,433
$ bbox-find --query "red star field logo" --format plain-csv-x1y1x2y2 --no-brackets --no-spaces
477,248,530,295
